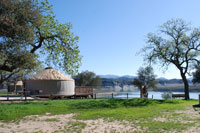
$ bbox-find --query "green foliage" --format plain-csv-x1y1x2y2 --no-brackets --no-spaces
143,19,200,69
0,0,42,84
0,47,41,84
0,0,41,44
192,65,200,83
162,92,172,100
73,70,102,87
142,19,200,100
133,66,157,89
0,0,81,85
31,0,81,75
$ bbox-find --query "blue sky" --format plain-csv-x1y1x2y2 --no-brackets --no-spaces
48,0,200,79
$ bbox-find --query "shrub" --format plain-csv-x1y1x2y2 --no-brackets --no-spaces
162,92,172,100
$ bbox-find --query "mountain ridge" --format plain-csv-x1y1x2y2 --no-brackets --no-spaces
98,74,194,87
98,74,192,80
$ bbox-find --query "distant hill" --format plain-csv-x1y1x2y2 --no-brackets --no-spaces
99,74,193,87
119,75,135,79
157,77,168,80
98,75,120,79
98,75,135,79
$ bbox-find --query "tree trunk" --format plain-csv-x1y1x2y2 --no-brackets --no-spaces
180,71,190,100
140,87,143,98
0,80,3,87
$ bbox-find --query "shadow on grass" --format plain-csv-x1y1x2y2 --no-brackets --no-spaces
69,98,181,109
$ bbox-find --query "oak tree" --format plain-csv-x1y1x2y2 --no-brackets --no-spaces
0,0,81,85
142,19,200,100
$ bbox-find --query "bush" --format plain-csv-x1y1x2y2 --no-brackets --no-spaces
162,92,172,100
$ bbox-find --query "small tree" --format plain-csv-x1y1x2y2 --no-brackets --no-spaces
133,66,157,98
142,19,200,100
192,65,200,83
73,71,102,88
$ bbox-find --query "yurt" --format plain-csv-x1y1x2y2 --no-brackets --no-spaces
25,68,75,96
8,81,23,93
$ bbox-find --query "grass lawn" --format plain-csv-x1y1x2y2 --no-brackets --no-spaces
0,92,18,96
0,98,199,132
0,92,8,96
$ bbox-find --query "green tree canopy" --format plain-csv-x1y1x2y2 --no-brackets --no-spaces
0,0,41,84
133,66,157,89
30,0,81,75
192,65,200,83
142,19,200,100
0,0,81,85
0,0,41,44
73,70,102,88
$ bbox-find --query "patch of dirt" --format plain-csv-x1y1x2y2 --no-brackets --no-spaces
176,107,200,132
175,107,200,118
153,117,169,122
0,114,139,133
81,119,140,133
0,114,73,133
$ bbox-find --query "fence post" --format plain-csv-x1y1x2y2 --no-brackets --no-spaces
112,93,113,99
7,92,9,101
127,93,128,99
24,89,27,101
95,93,96,99
199,94,200,105
152,95,153,99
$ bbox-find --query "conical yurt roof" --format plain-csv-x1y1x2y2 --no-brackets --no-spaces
27,68,73,81
16,81,23,86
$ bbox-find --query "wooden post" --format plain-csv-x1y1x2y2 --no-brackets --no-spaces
152,95,153,99
199,94,200,105
112,93,113,99
24,89,27,101
127,93,128,99
7,91,9,101
15,82,17,95
7,83,9,101
95,93,96,99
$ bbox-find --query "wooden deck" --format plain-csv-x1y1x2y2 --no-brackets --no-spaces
75,87,93,98
32,87,94,99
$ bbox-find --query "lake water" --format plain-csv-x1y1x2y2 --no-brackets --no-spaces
98,90,200,99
